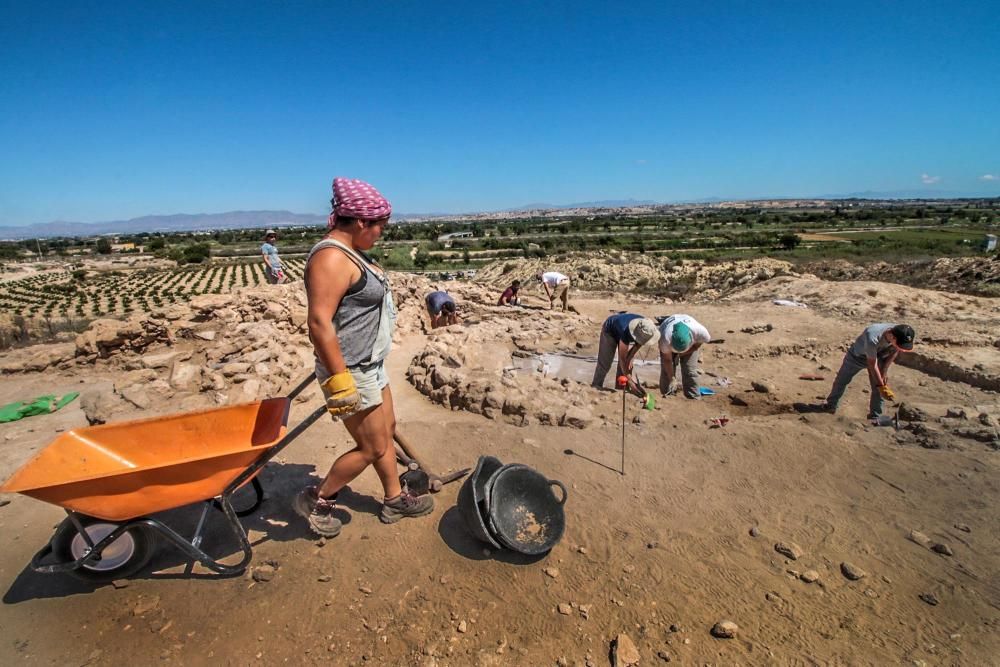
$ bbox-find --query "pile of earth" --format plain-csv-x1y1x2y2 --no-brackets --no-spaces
802,254,1000,297
0,273,435,424
473,252,798,300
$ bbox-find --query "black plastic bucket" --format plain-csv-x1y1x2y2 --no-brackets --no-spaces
456,456,503,549
485,464,567,555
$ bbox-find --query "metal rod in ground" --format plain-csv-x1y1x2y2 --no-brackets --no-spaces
620,385,626,476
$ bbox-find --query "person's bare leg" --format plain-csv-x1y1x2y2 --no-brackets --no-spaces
561,287,569,311
317,401,398,498
372,386,402,498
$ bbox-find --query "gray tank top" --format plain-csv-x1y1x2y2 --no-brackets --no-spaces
306,239,395,371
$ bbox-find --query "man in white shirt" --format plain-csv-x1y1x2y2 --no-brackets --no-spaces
536,271,570,311
657,314,711,398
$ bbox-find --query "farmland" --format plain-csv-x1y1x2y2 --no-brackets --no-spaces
0,198,997,348
0,259,304,322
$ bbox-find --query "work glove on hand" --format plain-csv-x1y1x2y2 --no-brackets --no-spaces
323,371,360,417
878,384,896,401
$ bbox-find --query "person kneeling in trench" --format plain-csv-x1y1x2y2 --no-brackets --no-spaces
294,177,434,539
657,314,711,398
592,313,658,399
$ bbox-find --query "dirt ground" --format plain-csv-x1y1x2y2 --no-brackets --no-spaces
1,281,999,666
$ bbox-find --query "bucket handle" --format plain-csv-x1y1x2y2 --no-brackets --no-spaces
549,480,568,505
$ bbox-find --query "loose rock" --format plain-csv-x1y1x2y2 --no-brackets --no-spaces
897,402,928,422
931,543,954,556
751,381,772,394
919,593,939,606
774,542,803,560
800,570,820,583
612,632,641,666
544,567,560,578
711,621,738,639
840,562,866,581
557,603,572,615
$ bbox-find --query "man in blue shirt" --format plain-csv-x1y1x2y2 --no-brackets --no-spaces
592,313,658,397
261,230,286,284
425,290,460,328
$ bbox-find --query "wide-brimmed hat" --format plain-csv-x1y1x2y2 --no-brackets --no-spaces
264,229,276,239
628,317,659,346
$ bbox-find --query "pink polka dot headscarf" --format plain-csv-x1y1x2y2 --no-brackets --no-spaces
329,177,392,228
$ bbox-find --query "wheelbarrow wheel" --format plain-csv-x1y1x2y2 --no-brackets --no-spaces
51,516,157,582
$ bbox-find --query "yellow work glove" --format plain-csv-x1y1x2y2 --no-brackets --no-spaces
323,371,360,417
878,385,896,401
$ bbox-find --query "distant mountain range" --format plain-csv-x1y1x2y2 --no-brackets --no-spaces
506,199,659,211
0,211,328,240
2,191,996,239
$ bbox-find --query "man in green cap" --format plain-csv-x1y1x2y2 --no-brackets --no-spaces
657,314,711,398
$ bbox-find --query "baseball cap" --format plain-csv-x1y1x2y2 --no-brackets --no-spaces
670,322,693,353
628,318,658,346
891,324,915,351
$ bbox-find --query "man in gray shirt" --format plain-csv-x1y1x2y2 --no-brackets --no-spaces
823,323,915,418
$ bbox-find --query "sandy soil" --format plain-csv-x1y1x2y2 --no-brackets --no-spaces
0,277,998,666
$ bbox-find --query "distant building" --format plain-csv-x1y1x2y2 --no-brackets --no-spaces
985,234,998,252
110,242,136,253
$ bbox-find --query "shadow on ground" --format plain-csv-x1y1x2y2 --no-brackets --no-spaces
436,506,547,565
2,461,390,603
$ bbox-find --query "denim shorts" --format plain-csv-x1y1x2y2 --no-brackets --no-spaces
317,361,389,419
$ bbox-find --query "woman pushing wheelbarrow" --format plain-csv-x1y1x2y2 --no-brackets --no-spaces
294,177,434,537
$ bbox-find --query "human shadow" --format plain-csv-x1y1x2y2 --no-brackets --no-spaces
2,460,387,603
436,506,547,565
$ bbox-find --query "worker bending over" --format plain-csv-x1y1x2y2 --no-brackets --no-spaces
658,314,711,398
593,313,658,399
823,323,914,418
536,271,570,311
425,290,460,328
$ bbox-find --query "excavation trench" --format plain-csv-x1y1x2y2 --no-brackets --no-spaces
508,351,662,388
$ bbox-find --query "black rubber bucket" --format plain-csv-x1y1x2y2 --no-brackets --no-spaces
456,456,504,549
485,464,568,555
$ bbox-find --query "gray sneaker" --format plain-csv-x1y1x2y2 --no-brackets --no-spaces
380,491,434,524
292,486,342,538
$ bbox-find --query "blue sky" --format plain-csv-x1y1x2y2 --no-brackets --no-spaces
1,1,998,225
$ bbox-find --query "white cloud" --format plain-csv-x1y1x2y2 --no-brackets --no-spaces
921,173,941,185
981,174,998,181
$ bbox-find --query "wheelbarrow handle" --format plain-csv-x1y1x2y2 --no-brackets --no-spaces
286,375,317,401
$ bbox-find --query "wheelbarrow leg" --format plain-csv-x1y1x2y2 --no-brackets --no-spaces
393,430,470,492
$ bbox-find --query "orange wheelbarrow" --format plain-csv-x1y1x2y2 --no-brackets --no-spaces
0,377,328,581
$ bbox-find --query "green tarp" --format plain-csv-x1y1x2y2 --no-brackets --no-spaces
0,393,80,423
